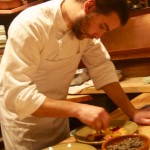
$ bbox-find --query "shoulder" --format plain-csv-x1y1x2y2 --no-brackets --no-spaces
8,0,61,36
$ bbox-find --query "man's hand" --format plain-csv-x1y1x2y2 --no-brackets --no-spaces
76,104,110,130
133,107,150,125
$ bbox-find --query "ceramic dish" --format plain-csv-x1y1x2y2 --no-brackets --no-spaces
73,120,138,145
42,143,96,150
101,134,150,150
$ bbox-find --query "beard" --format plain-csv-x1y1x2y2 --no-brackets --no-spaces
71,14,92,40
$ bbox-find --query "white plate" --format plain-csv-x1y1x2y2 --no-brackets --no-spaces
73,120,138,145
42,143,96,150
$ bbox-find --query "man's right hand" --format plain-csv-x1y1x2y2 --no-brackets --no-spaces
76,103,110,130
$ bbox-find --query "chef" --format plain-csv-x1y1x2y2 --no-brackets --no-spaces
1,0,150,149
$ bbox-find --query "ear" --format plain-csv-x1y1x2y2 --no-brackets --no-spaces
84,0,96,14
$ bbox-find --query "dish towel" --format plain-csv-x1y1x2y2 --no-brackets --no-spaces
68,80,94,94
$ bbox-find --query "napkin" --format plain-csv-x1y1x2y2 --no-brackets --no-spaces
68,80,94,94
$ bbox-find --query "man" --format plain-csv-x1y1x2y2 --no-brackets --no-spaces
0,0,150,149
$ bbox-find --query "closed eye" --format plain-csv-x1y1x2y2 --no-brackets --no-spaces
99,23,109,32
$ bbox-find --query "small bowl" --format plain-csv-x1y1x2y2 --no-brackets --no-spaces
101,134,150,150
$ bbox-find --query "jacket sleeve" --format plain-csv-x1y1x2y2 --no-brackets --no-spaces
82,39,119,89
0,16,48,119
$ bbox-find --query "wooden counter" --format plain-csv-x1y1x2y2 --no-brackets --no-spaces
61,93,150,149
67,94,93,103
67,77,150,103
71,77,150,95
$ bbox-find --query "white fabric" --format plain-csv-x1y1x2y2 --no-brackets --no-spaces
69,79,94,94
0,0,119,149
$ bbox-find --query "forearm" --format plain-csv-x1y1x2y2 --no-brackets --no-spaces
32,97,80,118
31,97,111,130
101,82,137,119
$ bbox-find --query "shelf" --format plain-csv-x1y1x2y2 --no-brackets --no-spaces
0,0,45,15
130,7,150,17
101,13,150,61
109,47,150,61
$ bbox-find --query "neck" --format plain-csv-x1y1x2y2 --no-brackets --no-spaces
61,0,72,29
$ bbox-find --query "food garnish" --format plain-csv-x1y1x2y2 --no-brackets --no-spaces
86,126,128,142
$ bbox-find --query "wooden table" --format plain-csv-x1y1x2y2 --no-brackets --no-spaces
62,93,150,149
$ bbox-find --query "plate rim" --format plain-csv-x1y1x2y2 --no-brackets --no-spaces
73,120,138,145
49,142,97,150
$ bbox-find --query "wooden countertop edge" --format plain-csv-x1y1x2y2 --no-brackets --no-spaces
109,47,150,61
67,94,93,103
77,77,150,94
78,85,150,94
110,92,150,120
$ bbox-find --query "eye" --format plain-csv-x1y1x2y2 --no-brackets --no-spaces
99,23,109,32
99,24,105,30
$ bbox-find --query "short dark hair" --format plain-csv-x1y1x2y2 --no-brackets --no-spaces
95,0,129,26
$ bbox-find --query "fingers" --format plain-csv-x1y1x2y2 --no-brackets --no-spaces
78,105,110,130
88,107,110,130
134,109,150,125
97,109,110,130
91,115,110,130
134,117,150,125
101,110,111,129
140,118,150,125
90,118,103,130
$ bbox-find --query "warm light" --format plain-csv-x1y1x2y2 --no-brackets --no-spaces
67,143,72,148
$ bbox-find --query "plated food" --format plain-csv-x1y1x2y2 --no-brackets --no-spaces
86,125,127,142
73,120,138,145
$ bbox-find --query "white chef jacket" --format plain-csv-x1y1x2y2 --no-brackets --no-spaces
0,0,119,149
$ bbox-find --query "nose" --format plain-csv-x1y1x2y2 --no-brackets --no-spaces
94,31,106,39
94,33,103,39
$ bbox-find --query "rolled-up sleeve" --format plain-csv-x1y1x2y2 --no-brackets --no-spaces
82,39,119,89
